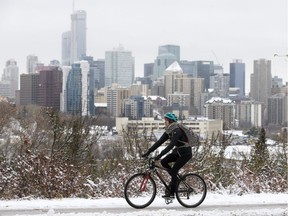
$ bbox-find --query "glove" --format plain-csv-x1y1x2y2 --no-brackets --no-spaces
155,154,162,161
141,151,150,158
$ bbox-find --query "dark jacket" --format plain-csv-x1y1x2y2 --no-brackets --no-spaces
148,122,190,157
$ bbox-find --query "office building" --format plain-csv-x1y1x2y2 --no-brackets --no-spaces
144,63,154,78
61,31,71,66
250,59,272,106
210,71,230,98
19,73,40,105
192,61,214,90
1,59,19,99
204,97,235,129
38,66,63,110
107,84,131,117
230,59,245,96
70,10,87,63
121,96,153,120
26,54,38,74
153,44,180,80
164,61,204,115
105,45,134,87
66,61,93,115
267,93,288,126
235,99,262,128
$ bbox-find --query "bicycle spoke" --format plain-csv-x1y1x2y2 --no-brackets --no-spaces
176,173,207,208
124,173,156,209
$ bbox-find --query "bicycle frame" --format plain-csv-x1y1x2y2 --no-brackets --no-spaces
142,158,176,194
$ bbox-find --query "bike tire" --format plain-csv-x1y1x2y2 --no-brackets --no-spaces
176,173,207,208
124,173,156,209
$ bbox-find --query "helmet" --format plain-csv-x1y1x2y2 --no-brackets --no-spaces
164,112,178,122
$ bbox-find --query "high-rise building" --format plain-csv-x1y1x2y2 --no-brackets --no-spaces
153,44,180,80
250,59,272,106
105,45,134,87
66,61,93,116
144,63,154,78
230,59,245,97
19,73,40,105
164,61,184,98
210,71,230,98
164,61,204,115
204,97,235,129
62,31,71,66
70,10,86,64
180,60,195,76
235,99,262,128
1,59,19,99
192,61,214,90
107,84,131,117
94,59,105,89
38,66,63,110
26,54,38,74
267,93,288,126
121,96,153,120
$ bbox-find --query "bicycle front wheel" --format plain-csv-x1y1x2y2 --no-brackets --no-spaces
176,173,207,208
124,173,156,209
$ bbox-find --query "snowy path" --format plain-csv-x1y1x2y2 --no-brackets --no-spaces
0,193,287,216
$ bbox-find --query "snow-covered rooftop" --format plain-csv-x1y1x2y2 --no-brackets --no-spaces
164,61,183,73
205,97,234,104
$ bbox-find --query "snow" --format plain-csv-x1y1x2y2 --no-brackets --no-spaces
0,193,287,216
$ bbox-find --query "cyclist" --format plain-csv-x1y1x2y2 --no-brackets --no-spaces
142,112,192,199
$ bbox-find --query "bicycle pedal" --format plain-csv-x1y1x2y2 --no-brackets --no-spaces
164,198,173,205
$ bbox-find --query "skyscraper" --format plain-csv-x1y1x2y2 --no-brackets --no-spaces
230,59,245,97
66,61,93,116
250,59,272,106
26,54,38,74
153,44,180,80
192,61,214,90
19,73,39,105
38,66,63,110
1,59,19,99
267,93,288,126
70,10,86,64
105,45,134,87
62,31,71,66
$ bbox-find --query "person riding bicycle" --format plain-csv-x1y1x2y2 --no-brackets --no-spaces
142,112,192,199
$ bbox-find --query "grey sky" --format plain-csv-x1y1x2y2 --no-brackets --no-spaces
0,0,287,92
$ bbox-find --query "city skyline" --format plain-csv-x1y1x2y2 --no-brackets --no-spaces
0,0,287,93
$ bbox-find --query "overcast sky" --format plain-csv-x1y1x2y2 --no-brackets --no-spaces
0,0,287,92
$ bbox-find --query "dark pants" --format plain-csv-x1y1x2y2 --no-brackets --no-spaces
160,147,192,195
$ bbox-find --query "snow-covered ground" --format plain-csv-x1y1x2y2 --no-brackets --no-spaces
0,192,287,216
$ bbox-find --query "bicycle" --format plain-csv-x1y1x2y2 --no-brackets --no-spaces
124,157,207,209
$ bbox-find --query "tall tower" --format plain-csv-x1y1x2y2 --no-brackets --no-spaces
38,66,63,110
2,59,19,99
192,61,214,90
153,44,180,80
250,59,272,106
105,45,135,87
70,10,87,64
230,59,245,97
62,31,71,66
26,54,38,74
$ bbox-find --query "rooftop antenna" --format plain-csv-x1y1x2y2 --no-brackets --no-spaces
72,0,75,12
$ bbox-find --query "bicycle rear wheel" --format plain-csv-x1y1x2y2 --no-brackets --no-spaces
176,173,207,208
124,173,156,209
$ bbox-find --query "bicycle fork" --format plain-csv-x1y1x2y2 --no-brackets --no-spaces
140,174,150,191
